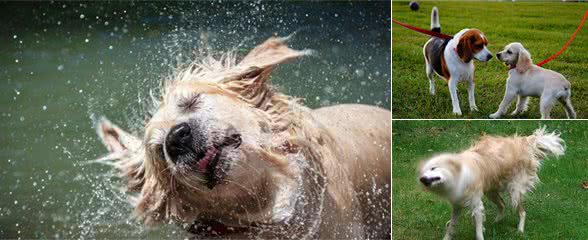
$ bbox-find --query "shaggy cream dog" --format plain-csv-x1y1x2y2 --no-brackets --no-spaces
418,128,564,240
95,36,391,239
490,42,576,119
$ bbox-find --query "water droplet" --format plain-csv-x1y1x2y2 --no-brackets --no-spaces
13,35,17,39
85,38,89,43
42,105,47,111
19,116,24,121
57,65,64,71
104,21,109,26
15,59,19,63
108,45,113,50
79,89,83,93
80,14,85,19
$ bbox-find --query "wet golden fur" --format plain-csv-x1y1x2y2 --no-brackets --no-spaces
95,36,391,239
419,128,564,240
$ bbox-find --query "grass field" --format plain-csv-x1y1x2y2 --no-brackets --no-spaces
392,2,588,119
392,121,588,239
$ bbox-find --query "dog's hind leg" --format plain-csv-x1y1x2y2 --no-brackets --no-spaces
559,96,576,119
487,191,505,222
539,95,556,119
443,207,461,240
516,198,526,233
510,188,526,233
426,64,436,95
423,47,436,95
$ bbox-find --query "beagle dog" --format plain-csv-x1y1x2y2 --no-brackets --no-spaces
489,42,576,119
423,7,493,115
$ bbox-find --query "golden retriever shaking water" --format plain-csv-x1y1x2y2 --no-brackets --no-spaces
95,36,391,239
418,128,564,240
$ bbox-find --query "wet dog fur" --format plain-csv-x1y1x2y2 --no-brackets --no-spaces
95,36,391,239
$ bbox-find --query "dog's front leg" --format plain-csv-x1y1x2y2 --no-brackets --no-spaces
471,198,485,240
443,206,461,240
467,79,478,112
511,96,529,116
489,86,517,119
448,78,462,115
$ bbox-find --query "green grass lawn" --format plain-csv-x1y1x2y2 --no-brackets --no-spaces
392,120,588,239
392,2,588,119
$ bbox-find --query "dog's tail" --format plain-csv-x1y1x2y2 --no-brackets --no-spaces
431,7,441,33
530,126,565,161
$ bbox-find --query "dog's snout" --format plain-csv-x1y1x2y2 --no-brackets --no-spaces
487,54,493,61
419,176,431,186
166,122,193,162
419,176,440,187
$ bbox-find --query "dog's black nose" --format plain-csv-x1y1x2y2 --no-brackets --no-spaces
419,176,431,186
166,122,193,162
487,54,493,61
420,176,440,187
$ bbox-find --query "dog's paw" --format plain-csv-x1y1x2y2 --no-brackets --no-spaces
470,105,479,112
452,109,463,116
489,113,501,119
510,111,519,116
494,213,504,223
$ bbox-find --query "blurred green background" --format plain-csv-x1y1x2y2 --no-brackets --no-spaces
0,1,390,238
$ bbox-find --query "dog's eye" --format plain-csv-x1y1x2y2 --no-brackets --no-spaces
431,167,437,171
157,144,165,160
507,50,512,54
179,93,201,111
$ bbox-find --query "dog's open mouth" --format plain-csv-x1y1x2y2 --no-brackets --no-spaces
506,62,516,70
195,134,242,189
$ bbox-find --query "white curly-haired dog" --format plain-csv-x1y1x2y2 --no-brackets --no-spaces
418,128,565,240
489,42,576,119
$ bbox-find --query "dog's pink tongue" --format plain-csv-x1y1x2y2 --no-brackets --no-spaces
197,147,217,171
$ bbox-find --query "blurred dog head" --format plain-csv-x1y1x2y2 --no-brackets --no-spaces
418,154,462,194
96,37,316,227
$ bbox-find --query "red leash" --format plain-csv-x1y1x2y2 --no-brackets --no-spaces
536,9,588,67
392,19,453,40
392,9,588,67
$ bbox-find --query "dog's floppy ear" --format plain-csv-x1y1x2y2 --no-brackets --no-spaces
96,117,145,192
516,47,532,74
457,35,473,63
221,36,311,108
228,36,311,84
97,117,141,154
239,36,310,71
